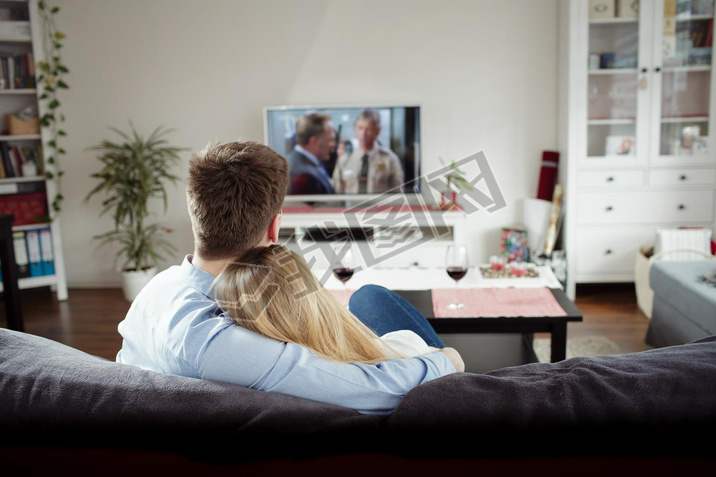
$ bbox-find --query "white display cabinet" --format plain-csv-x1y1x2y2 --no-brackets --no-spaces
559,0,716,299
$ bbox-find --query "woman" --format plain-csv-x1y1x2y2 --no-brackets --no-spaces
212,244,438,364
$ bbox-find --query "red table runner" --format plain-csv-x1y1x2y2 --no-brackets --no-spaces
432,287,567,318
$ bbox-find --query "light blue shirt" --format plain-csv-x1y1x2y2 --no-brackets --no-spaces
116,255,456,415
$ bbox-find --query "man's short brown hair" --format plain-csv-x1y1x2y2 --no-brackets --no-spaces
186,141,288,260
295,113,331,146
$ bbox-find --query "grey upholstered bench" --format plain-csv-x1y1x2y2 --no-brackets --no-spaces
646,261,716,348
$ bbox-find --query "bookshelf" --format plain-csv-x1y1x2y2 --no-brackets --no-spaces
0,0,66,300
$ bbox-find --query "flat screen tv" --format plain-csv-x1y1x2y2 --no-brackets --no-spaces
263,103,421,204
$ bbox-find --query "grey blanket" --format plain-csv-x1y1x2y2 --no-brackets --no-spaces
1,328,715,460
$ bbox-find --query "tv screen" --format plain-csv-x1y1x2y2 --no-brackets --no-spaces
263,104,421,202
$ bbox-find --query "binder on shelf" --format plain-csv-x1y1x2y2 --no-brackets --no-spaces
25,228,42,277
39,227,54,275
12,230,30,278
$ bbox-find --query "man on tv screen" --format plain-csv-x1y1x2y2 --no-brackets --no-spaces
332,109,404,194
287,113,336,195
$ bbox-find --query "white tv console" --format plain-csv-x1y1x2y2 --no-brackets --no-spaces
279,206,468,270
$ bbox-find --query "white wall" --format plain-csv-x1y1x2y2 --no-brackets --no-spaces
52,0,559,287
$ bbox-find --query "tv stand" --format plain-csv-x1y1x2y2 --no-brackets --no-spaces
312,201,350,210
280,205,467,270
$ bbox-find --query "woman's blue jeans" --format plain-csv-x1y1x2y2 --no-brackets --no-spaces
349,284,445,348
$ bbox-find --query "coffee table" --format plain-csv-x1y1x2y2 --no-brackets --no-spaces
394,288,582,365
321,265,582,372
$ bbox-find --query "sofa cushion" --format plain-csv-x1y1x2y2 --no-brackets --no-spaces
0,329,383,460
649,261,716,335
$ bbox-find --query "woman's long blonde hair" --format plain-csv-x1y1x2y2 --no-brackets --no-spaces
212,244,396,364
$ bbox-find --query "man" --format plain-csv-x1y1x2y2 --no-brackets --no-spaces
287,113,336,195
116,141,463,415
333,109,404,194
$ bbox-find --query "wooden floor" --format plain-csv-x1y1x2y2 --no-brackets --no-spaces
1,282,653,361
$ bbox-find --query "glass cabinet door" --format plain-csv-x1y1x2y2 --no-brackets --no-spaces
653,0,714,161
587,10,643,162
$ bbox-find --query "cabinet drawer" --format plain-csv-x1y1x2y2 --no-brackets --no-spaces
648,169,716,186
574,228,655,275
577,190,714,224
577,170,644,187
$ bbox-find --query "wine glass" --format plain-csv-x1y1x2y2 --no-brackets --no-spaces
332,247,355,308
445,244,468,310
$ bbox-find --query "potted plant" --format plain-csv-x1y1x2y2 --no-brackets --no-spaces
438,157,473,211
85,122,187,301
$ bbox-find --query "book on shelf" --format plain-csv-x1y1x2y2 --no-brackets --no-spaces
0,5,29,22
0,141,14,177
12,230,30,279
0,53,35,90
0,142,41,178
10,145,24,177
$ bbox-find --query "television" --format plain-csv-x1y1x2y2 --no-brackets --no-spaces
263,104,421,204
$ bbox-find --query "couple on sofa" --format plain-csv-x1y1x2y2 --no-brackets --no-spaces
116,141,464,415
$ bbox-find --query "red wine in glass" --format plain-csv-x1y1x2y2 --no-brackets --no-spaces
446,266,467,282
332,248,355,308
445,245,468,310
333,267,354,284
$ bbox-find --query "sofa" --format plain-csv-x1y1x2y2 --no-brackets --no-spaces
646,260,716,348
2,328,715,472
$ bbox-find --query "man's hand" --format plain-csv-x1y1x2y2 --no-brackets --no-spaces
438,347,465,373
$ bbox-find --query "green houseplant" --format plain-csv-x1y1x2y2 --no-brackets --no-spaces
85,122,187,301
37,0,69,217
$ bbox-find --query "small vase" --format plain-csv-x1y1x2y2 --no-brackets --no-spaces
440,191,459,211
121,267,157,302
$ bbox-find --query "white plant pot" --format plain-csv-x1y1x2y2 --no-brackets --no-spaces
121,267,157,302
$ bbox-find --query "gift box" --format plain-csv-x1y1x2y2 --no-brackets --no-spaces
500,227,529,263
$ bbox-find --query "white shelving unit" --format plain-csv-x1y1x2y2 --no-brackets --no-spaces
0,0,67,300
559,0,716,300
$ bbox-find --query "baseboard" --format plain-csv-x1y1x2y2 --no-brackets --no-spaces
66,282,121,289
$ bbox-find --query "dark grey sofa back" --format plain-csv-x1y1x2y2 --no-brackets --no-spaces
0,329,382,460
2,328,716,460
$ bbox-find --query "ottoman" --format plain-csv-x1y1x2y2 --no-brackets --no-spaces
646,261,716,348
